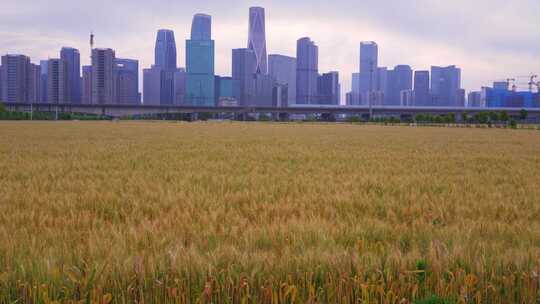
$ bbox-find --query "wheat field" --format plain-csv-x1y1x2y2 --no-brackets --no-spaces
0,121,539,303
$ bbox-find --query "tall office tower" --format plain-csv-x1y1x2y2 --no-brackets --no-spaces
114,58,139,104
144,29,178,105
143,68,162,105
413,70,430,106
232,48,256,106
386,65,412,105
376,67,388,104
431,65,462,106
191,14,212,40
1,54,33,103
39,60,48,102
186,14,215,106
47,58,68,103
268,54,296,105
82,66,92,104
154,29,177,71
248,7,267,74
174,68,187,105
28,64,41,103
254,73,274,107
91,48,115,104
60,47,81,103
296,37,318,104
359,41,378,97
318,72,340,105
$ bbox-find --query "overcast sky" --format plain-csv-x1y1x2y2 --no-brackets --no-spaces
2,0,539,100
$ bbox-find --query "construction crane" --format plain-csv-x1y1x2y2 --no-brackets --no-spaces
506,78,516,91
528,75,538,92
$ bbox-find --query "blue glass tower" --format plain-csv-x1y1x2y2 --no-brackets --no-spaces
186,14,215,106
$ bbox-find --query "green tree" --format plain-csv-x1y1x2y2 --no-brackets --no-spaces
499,111,509,122
520,109,528,121
461,111,469,123
0,102,5,113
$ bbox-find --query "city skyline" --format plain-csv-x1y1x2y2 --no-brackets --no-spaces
3,0,539,102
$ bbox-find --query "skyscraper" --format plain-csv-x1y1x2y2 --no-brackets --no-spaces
296,37,318,104
359,41,378,97
25,63,41,103
60,47,81,103
268,54,296,105
39,60,48,103
191,14,212,41
1,54,31,103
143,68,161,105
318,72,340,105
114,58,139,104
144,29,178,105
186,14,215,106
431,65,462,106
413,71,430,106
232,48,256,106
248,7,267,75
82,65,92,104
47,58,68,103
91,48,115,104
174,68,187,105
154,29,177,71
386,65,412,105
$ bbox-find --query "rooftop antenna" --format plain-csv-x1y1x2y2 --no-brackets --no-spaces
90,32,94,50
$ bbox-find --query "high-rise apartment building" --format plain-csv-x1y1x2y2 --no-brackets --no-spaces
60,47,81,103
413,70,430,106
248,7,267,75
82,65,92,104
186,14,215,106
431,65,462,106
268,54,296,105
47,58,68,103
39,60,48,102
114,58,139,104
1,54,32,103
318,72,340,105
296,37,318,104
91,48,115,104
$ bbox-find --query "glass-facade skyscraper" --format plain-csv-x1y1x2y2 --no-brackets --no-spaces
154,30,177,71
60,47,81,103
191,14,211,41
386,65,412,105
268,54,296,106
431,65,462,106
414,71,430,106
232,48,256,106
296,37,318,104
248,7,267,75
359,41,378,99
186,14,215,106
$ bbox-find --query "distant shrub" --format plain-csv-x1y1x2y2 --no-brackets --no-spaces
0,102,5,113
509,120,517,129
415,295,457,304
